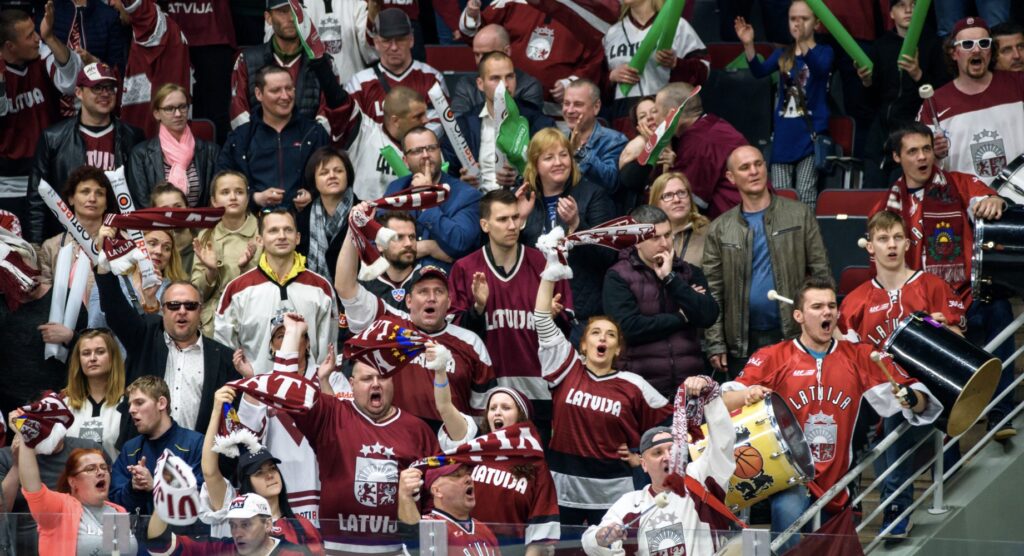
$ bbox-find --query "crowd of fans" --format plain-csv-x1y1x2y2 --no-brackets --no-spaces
1,0,1023,554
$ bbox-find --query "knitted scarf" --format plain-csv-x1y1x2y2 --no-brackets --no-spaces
884,167,970,297
349,184,450,280
308,190,352,277
159,124,196,195
0,225,39,311
105,207,224,230
226,366,320,415
343,319,430,377
411,422,545,469
536,216,655,281
16,391,74,455
663,376,720,495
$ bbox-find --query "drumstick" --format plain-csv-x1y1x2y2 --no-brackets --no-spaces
767,289,794,305
600,491,671,543
870,352,911,404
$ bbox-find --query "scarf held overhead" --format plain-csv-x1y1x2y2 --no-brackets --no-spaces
17,391,75,454
226,371,319,414
411,422,545,469
343,319,430,377
536,216,656,281
104,207,225,230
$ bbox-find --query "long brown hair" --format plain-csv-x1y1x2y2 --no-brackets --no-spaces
56,448,106,494
64,329,126,410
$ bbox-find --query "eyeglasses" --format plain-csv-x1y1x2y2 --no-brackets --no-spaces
405,144,440,156
660,191,690,202
75,464,110,475
89,85,117,95
159,104,189,115
954,38,992,50
163,301,201,312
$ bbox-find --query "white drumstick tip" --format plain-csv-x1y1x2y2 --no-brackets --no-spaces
857,237,868,249
919,84,934,99
767,290,795,305
654,491,670,508
870,351,883,362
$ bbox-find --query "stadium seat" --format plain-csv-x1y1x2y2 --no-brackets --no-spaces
815,189,887,217
426,45,477,73
776,189,798,201
827,115,863,189
701,68,774,152
189,119,216,143
819,215,870,284
706,42,777,70
838,265,873,297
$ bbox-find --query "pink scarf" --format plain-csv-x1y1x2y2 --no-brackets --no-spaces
159,124,196,195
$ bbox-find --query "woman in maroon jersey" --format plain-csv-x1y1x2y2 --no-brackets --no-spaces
532,276,673,527
429,356,561,552
196,386,324,555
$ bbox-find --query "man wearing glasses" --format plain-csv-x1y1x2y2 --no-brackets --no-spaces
94,254,238,434
385,126,482,269
918,17,1024,185
25,62,144,244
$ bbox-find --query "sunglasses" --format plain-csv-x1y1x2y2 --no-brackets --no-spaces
954,38,992,50
163,301,201,312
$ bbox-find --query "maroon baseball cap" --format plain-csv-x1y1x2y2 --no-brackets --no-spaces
76,63,117,88
408,265,449,290
423,463,472,492
951,17,990,39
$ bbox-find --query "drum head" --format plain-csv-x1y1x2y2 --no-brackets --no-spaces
765,393,815,481
947,357,1003,437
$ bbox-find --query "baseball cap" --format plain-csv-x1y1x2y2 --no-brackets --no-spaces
408,265,448,290
76,63,117,88
376,8,413,39
237,447,282,478
225,493,273,519
951,17,990,38
266,0,289,10
639,426,673,454
423,463,472,492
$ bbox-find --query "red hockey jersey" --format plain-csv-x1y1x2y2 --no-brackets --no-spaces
344,61,446,131
726,339,942,507
839,270,965,348
449,246,573,403
421,510,502,555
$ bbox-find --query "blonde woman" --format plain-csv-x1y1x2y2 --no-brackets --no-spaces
87,228,184,327
63,329,128,459
191,171,260,336
649,171,710,266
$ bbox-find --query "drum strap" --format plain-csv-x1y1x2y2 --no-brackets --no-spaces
684,475,748,529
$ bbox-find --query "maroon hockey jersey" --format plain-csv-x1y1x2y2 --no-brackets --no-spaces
165,0,236,47
421,510,502,555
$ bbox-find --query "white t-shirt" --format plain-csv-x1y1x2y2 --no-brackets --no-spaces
603,15,707,101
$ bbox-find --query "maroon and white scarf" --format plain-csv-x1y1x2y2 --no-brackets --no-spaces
104,207,224,230
0,223,39,311
17,391,74,454
536,216,655,281
663,376,720,495
226,369,320,415
212,403,262,458
343,319,429,377
411,422,545,469
349,184,451,280
885,167,970,296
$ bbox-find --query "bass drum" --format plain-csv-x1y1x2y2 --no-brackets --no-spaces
971,205,1024,303
992,153,1024,205
690,393,814,510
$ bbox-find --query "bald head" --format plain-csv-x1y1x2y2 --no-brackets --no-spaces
473,24,512,64
725,146,767,198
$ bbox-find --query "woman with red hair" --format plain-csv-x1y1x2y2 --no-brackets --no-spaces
12,414,138,556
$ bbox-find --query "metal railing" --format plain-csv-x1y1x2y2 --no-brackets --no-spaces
770,313,1024,553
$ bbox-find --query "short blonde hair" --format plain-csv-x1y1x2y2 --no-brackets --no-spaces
523,128,581,194
151,83,190,113
648,172,709,233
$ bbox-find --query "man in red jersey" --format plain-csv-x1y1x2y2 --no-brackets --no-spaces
722,276,940,551
838,210,964,539
1,4,80,230
397,463,502,555
449,189,572,441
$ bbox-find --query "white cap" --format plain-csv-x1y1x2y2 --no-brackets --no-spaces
226,493,273,519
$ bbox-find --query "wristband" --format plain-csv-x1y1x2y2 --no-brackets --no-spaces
434,378,449,388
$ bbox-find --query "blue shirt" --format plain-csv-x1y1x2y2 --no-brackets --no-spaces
543,195,560,227
744,209,781,331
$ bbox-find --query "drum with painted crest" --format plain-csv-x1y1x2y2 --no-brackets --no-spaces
689,393,814,510
992,153,1024,205
971,205,1024,303
882,312,1001,436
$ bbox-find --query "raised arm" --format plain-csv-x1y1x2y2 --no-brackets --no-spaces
427,343,468,443
335,208,368,300
201,386,236,511
11,411,41,494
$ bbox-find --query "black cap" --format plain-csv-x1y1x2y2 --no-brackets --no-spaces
408,265,448,290
238,447,282,477
266,0,289,10
639,426,673,454
376,8,413,39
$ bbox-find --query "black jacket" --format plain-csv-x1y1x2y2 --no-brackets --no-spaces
94,271,239,441
519,176,616,322
27,116,145,243
127,136,221,208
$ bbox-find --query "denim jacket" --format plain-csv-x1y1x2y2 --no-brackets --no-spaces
572,122,628,194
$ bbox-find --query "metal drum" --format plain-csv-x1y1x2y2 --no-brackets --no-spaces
972,205,1024,303
992,153,1024,205
690,393,814,510
883,312,1002,436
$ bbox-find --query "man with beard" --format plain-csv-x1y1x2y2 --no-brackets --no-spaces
919,17,1024,185
358,211,418,313
397,464,501,555
336,219,495,429
385,126,482,268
